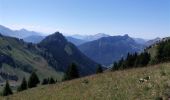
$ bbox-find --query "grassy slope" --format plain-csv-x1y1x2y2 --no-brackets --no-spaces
2,63,170,100
0,36,63,82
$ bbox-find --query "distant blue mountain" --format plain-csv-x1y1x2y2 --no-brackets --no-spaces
71,33,110,41
66,36,87,46
78,34,144,66
23,35,45,43
133,38,148,44
145,37,161,46
0,25,43,39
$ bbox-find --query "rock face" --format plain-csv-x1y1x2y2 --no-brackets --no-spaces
39,32,98,76
79,34,144,66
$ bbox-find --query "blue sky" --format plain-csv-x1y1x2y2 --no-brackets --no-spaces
0,0,170,39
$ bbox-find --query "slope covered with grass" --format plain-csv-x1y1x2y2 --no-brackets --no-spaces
0,35,64,83
2,63,170,100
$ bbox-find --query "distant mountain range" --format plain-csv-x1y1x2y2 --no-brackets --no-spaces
0,25,44,39
67,33,150,46
66,33,110,46
72,33,110,41
0,25,165,67
67,34,163,66
78,34,144,66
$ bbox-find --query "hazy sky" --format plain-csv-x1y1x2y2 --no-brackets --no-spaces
0,0,170,39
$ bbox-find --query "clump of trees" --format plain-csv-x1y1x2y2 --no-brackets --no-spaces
112,52,151,71
1,72,40,96
1,71,59,96
17,72,40,93
156,39,170,62
65,63,79,80
41,77,56,85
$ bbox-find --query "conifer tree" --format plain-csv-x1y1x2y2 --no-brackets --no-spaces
17,77,27,92
66,63,79,80
2,80,13,96
112,62,118,71
62,74,68,82
28,72,40,88
41,78,49,85
96,64,103,73
49,77,55,84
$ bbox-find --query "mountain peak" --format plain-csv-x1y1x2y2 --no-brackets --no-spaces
20,28,27,31
124,34,129,37
49,31,66,41
39,32,98,76
95,33,109,36
40,32,67,46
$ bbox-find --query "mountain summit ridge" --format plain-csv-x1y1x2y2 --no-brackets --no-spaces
79,35,144,65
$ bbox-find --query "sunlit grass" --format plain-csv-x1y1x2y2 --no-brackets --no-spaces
1,63,170,100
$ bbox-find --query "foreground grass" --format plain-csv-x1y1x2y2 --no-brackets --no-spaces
1,63,170,100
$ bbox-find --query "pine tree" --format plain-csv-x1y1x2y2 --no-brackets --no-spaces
157,39,170,62
118,58,125,70
2,80,13,96
112,62,118,71
62,74,68,82
96,64,103,74
49,77,55,84
17,77,27,92
125,52,138,68
66,63,79,80
28,72,40,88
41,78,49,85
135,52,150,67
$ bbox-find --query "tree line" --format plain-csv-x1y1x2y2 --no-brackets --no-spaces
1,72,40,96
156,39,170,62
112,51,151,71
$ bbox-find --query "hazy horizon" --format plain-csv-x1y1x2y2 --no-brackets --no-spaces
0,0,170,39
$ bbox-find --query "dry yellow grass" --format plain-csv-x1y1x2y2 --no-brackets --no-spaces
1,63,170,100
